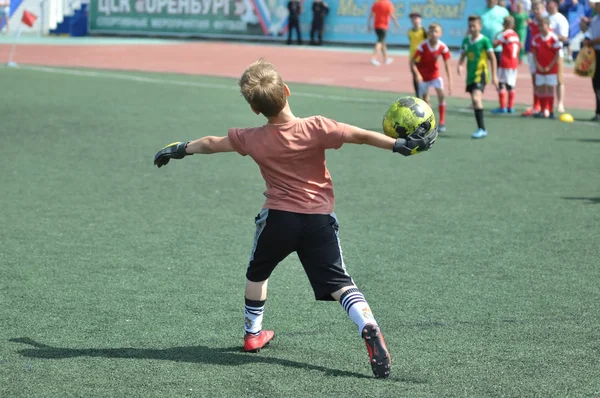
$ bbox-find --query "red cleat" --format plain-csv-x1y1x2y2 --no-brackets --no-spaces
362,324,391,378
243,330,275,353
521,108,537,117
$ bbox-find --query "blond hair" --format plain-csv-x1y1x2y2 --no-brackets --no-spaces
503,15,515,27
540,16,550,26
238,59,287,117
428,22,442,33
531,0,544,10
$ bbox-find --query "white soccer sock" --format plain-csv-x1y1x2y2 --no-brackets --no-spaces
244,299,265,335
340,288,378,336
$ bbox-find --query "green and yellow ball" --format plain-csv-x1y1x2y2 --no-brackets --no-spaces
382,96,436,139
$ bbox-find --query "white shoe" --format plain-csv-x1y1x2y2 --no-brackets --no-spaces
371,58,381,66
385,57,394,65
471,129,488,139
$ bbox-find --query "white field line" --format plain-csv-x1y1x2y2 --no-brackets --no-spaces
16,65,386,104
9,65,599,127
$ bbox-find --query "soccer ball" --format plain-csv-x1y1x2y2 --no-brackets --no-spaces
382,96,436,140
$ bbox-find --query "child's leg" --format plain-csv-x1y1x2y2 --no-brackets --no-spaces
372,34,382,65
531,73,542,113
331,286,379,334
546,84,555,115
244,279,268,334
372,42,381,58
498,82,508,110
472,89,485,130
298,213,390,378
535,83,545,113
506,68,517,112
435,87,446,128
332,285,390,378
525,53,541,114
410,62,419,96
418,81,428,103
507,84,516,111
382,42,393,64
242,209,298,351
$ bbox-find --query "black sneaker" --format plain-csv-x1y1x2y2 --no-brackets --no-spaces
590,114,600,122
362,324,391,378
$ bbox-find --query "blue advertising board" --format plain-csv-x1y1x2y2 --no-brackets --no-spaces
307,0,481,46
88,0,484,47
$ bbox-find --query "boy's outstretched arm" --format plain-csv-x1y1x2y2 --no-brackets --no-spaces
153,136,234,168
343,126,436,156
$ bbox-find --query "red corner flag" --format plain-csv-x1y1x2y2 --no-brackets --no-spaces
21,10,37,27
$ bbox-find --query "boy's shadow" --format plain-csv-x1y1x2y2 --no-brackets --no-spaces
9,337,426,383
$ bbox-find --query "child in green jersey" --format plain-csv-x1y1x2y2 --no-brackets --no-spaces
511,0,529,63
458,15,499,139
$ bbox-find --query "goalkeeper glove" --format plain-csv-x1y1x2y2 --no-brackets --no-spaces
392,127,437,156
154,141,191,168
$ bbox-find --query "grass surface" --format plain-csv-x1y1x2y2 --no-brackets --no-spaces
1,66,599,398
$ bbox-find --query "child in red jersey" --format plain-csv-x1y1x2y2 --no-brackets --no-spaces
153,59,437,379
492,16,521,114
410,23,452,133
522,0,548,116
531,17,562,119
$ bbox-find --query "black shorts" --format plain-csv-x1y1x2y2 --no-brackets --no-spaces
246,209,354,301
375,28,387,43
466,70,488,93
466,82,486,93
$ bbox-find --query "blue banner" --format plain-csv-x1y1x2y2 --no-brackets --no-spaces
88,0,483,47
300,0,482,47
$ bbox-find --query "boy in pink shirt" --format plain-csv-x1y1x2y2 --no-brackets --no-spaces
153,59,436,379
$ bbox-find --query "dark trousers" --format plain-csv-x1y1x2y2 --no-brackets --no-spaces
310,19,324,44
495,51,502,67
287,19,302,44
594,51,600,115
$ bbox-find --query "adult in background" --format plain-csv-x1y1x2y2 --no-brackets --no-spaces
560,0,593,60
0,0,9,34
367,0,399,66
547,0,570,113
512,0,530,63
478,0,510,64
310,0,329,45
287,0,303,45
582,0,600,121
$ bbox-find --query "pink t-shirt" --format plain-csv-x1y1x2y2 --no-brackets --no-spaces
228,116,349,215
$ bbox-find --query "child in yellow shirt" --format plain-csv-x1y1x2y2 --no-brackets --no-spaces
408,12,427,96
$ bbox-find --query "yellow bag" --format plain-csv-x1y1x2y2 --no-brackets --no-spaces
574,46,596,78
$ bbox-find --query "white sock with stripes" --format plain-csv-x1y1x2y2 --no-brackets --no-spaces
244,298,265,335
340,288,377,336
